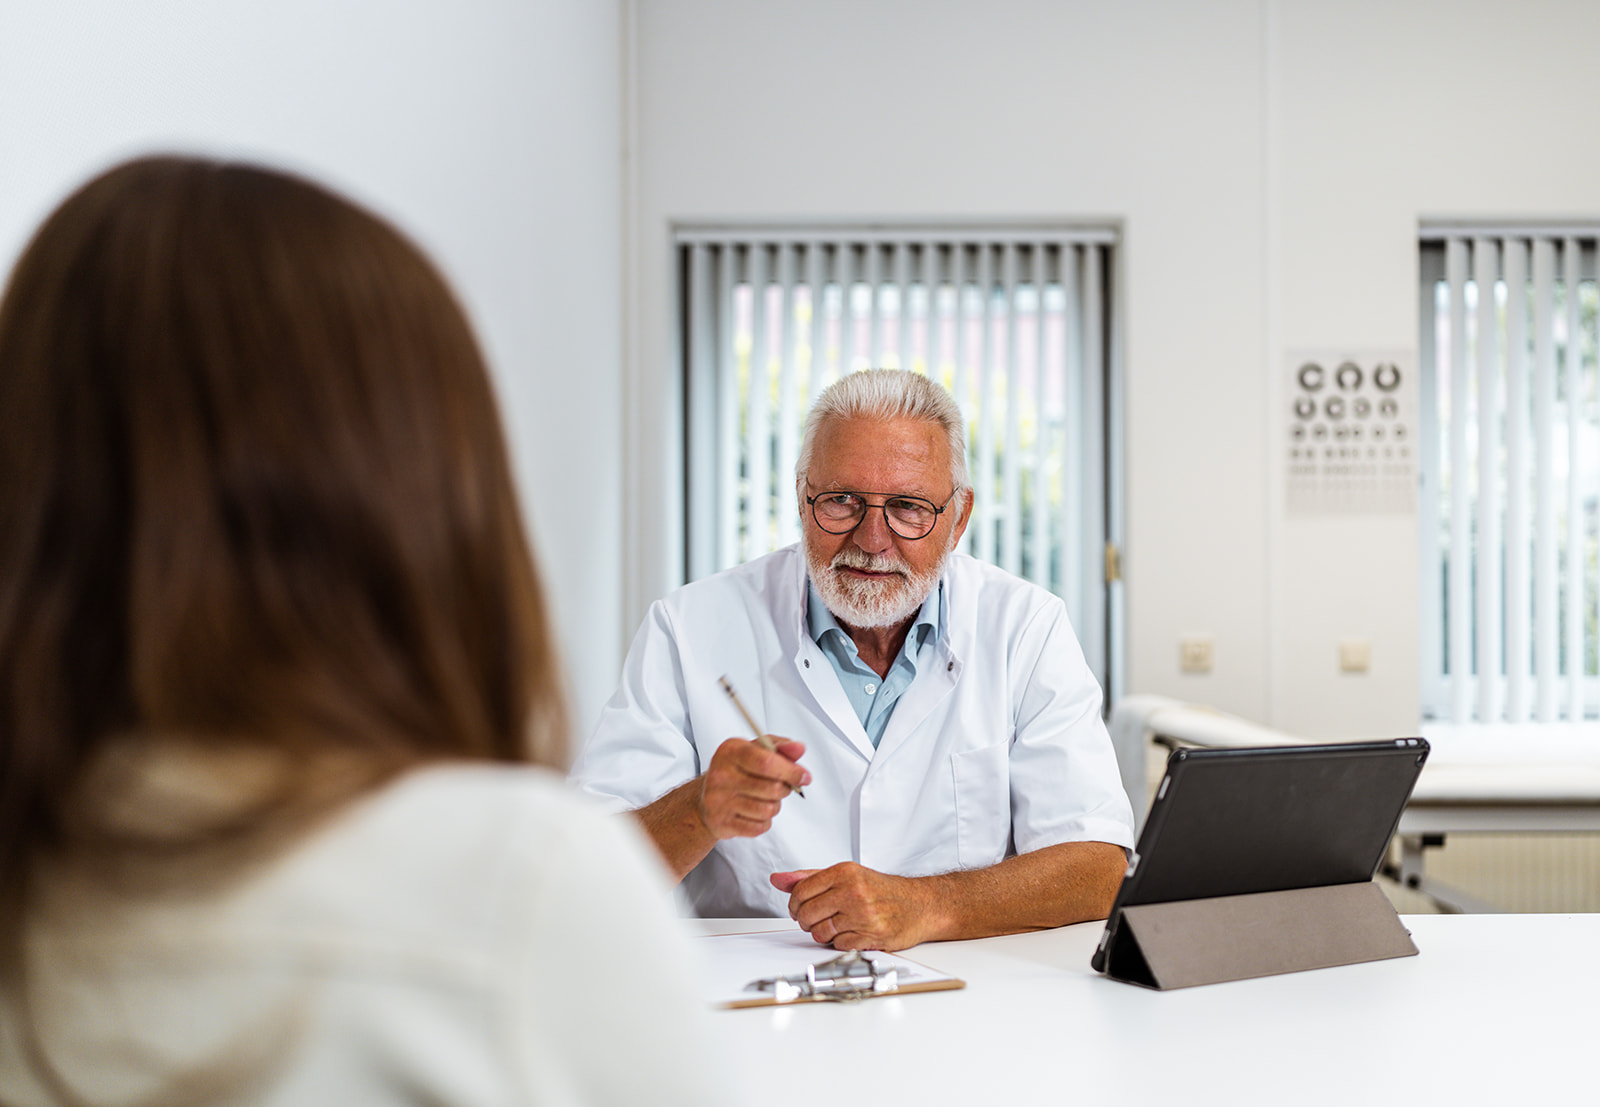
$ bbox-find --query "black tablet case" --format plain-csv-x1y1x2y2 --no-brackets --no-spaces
1092,739,1429,989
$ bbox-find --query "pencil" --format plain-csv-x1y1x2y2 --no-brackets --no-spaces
718,675,805,798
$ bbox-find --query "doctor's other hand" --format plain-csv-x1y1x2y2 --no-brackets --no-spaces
697,737,809,841
771,863,937,952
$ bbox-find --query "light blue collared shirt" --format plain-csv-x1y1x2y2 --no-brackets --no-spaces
805,579,943,748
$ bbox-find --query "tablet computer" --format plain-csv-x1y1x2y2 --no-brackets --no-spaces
1090,738,1428,974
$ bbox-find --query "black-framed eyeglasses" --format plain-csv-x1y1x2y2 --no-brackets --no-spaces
804,486,960,540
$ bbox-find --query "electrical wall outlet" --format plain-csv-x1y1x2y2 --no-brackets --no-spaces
1339,639,1371,674
1179,635,1214,674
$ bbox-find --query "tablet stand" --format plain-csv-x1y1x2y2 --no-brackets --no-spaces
1098,881,1418,990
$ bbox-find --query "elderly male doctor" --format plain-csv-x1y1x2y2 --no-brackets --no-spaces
571,370,1134,951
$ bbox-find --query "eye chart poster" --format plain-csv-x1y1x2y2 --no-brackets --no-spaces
1285,351,1416,515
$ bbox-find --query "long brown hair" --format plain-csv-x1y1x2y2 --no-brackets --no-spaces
0,156,567,960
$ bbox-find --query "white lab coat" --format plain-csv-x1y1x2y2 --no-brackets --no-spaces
571,545,1135,918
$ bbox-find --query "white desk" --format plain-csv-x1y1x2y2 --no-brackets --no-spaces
699,913,1596,1105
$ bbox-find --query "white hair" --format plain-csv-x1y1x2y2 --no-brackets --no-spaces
794,369,969,491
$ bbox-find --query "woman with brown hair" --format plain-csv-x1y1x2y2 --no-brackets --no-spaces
0,155,733,1105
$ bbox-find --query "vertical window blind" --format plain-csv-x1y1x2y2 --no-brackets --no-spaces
677,228,1119,687
1420,231,1600,723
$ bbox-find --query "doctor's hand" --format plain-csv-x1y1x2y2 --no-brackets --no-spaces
697,737,810,841
771,863,940,952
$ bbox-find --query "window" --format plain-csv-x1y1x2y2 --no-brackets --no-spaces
677,227,1122,693
1420,230,1600,723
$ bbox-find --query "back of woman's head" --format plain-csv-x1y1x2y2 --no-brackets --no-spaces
0,156,566,929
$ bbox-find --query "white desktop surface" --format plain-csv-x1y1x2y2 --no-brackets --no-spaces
697,912,1595,1105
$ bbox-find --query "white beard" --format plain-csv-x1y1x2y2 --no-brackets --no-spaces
803,532,953,630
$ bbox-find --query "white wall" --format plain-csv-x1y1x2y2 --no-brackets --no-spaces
627,0,1272,719
626,0,1600,738
1268,0,1600,735
0,0,624,743
13,1,1600,747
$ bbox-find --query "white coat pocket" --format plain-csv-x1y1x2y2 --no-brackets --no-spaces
951,743,1011,869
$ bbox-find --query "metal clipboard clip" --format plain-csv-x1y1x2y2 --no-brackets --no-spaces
744,950,899,1004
